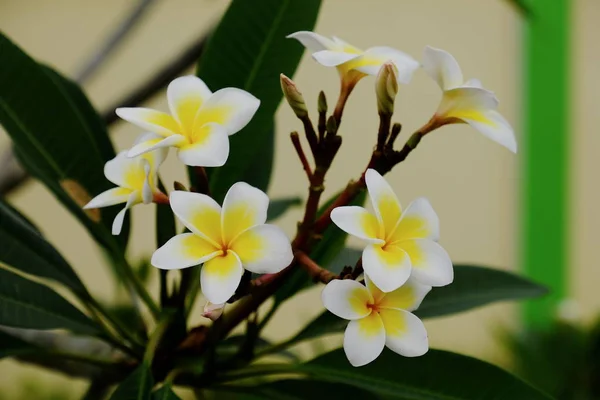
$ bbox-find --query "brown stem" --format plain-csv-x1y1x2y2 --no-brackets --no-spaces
300,116,318,156
351,257,363,279
295,250,337,283
290,132,312,180
377,112,392,152
153,192,169,205
333,82,354,125
193,167,211,195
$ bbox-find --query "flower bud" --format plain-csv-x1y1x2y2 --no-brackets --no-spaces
318,91,328,114
376,62,398,115
280,74,308,119
202,302,225,321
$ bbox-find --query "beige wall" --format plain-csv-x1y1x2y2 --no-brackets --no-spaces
0,0,594,397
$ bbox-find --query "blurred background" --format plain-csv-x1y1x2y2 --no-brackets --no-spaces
0,0,598,398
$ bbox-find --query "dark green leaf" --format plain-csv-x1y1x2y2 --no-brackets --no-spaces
0,267,99,334
274,190,367,305
326,247,361,275
152,384,181,400
217,379,380,400
0,199,86,293
281,265,548,348
267,197,302,222
0,198,40,233
110,363,154,400
0,33,128,252
219,334,298,362
414,264,548,319
195,0,322,202
300,348,551,399
0,330,39,359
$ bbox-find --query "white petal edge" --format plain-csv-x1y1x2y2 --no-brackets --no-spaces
128,134,186,158
463,110,517,153
151,233,220,270
422,46,463,91
84,187,131,209
115,107,179,137
330,206,384,244
437,87,499,118
177,123,230,167
362,244,411,293
111,191,139,235
380,308,428,357
365,168,402,237
357,46,420,83
286,31,337,52
221,181,269,243
312,50,360,67
169,190,222,244
390,197,439,242
200,251,244,304
230,224,293,274
343,313,386,367
195,88,260,136
372,276,431,312
133,132,169,167
321,279,372,320
400,239,453,287
104,151,141,189
167,75,212,127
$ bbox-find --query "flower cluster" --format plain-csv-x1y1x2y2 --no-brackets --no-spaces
84,30,516,368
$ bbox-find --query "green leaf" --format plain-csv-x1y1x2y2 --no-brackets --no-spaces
0,199,86,293
414,264,548,319
195,0,322,202
0,267,99,334
0,33,127,252
274,190,367,305
267,197,302,222
300,348,551,399
217,379,380,400
151,384,182,400
0,330,39,359
280,265,548,348
110,363,154,400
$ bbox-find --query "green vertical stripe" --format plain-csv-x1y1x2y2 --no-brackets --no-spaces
523,0,570,327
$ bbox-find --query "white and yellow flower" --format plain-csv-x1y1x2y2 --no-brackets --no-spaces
322,276,430,367
116,75,260,167
84,133,167,235
422,46,517,153
331,169,452,292
287,31,419,87
151,183,294,304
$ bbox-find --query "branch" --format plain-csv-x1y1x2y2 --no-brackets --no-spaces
295,250,337,283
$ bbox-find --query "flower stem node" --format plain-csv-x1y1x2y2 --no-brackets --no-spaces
376,62,399,116
280,74,308,119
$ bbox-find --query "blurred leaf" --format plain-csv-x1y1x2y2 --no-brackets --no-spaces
325,247,361,275
267,197,302,222
0,267,99,334
0,330,39,359
156,180,177,306
274,190,367,305
279,265,548,349
217,379,380,400
110,363,153,400
0,33,128,252
195,0,322,202
152,384,181,400
218,334,298,362
0,199,86,293
0,199,40,233
300,348,551,399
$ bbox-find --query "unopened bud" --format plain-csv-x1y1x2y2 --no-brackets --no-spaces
326,115,338,136
280,74,308,119
202,302,225,321
376,62,398,115
318,91,328,114
173,181,188,191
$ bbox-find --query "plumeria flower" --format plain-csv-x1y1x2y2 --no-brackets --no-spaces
151,183,294,304
322,276,430,367
331,169,452,292
84,133,167,235
287,31,419,88
422,46,517,153
115,75,260,167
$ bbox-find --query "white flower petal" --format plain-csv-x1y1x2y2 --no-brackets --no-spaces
365,169,402,240
388,197,439,243
111,191,139,235
380,308,428,357
221,182,269,244
176,123,229,167
398,239,453,287
115,107,181,137
374,277,431,312
312,50,360,67
230,225,293,274
344,313,386,367
422,46,463,91
141,159,152,204
356,46,420,83
463,78,483,88
463,110,517,153
330,206,384,244
151,233,221,270
133,133,169,168
437,87,498,118
322,279,372,320
362,244,411,292
167,75,212,130
200,250,244,304
169,191,222,246
104,151,145,190
286,31,337,52
194,88,260,136
84,187,132,209
128,134,186,158
331,36,362,53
